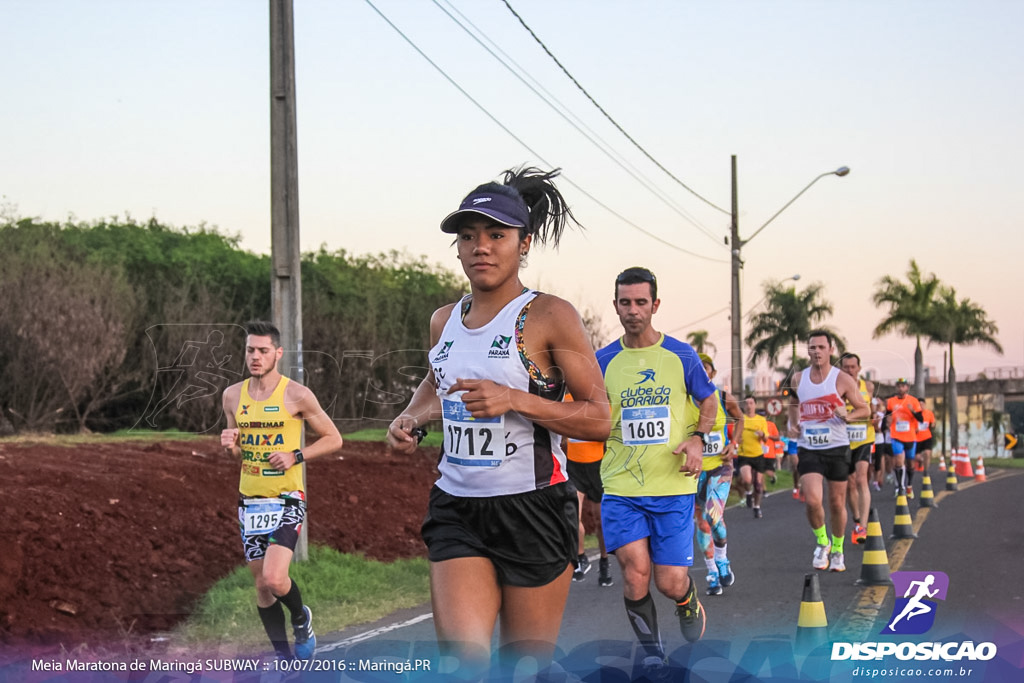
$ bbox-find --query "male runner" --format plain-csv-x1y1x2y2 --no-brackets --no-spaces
886,379,925,498
737,397,770,519
221,321,343,660
787,330,869,572
839,352,876,545
597,267,717,672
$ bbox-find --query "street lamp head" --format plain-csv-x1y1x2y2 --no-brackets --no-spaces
834,166,851,177
791,274,801,281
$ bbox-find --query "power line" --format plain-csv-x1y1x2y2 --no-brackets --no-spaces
500,0,730,216
434,0,725,250
361,0,727,263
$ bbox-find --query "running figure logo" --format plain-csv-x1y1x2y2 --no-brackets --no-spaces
882,571,949,635
636,369,656,384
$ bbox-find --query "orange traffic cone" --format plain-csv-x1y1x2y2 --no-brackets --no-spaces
937,454,946,472
914,458,924,472
974,455,987,483
954,447,974,478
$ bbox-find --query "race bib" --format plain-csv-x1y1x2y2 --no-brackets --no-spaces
917,421,929,432
895,420,911,432
242,498,284,536
703,431,724,456
802,425,831,447
847,424,868,442
621,406,670,446
442,398,506,467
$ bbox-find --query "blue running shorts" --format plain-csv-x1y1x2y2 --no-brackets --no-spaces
601,494,695,566
892,439,918,460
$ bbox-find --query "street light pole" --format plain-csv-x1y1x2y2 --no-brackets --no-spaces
729,156,850,397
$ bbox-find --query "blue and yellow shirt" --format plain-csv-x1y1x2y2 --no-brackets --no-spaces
596,334,716,496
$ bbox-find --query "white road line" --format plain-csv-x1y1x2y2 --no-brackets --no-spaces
316,613,434,654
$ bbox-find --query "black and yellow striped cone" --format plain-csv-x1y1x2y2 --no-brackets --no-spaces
891,494,917,539
919,475,936,508
855,508,893,586
945,468,958,492
795,573,828,654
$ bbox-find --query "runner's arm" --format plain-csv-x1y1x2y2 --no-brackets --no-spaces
388,305,449,452
220,384,242,459
452,296,611,442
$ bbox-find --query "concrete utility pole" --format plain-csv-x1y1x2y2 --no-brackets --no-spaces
270,0,307,560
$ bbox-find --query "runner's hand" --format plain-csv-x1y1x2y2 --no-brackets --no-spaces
221,428,239,450
387,418,421,454
267,450,296,471
673,437,703,478
449,378,514,418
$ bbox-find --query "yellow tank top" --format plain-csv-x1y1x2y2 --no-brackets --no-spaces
845,378,874,447
236,377,304,497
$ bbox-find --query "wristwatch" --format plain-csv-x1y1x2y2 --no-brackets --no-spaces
292,448,305,464
691,431,708,446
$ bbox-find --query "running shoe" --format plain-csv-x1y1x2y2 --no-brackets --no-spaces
768,471,777,485
828,551,846,572
572,553,591,582
716,558,735,588
871,481,882,492
753,507,763,519
792,488,800,500
745,493,753,508
906,486,915,500
293,606,316,660
812,543,831,571
675,584,706,643
705,571,722,596
598,557,614,587
642,654,670,680
851,524,867,545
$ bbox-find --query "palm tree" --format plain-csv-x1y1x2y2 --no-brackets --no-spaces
872,260,941,396
685,330,717,356
745,280,844,382
926,286,1003,450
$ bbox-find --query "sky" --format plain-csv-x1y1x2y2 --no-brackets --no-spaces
3,0,1023,387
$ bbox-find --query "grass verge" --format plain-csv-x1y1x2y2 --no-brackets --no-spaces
173,545,430,651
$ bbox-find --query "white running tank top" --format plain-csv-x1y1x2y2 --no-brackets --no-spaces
429,289,567,497
796,366,850,450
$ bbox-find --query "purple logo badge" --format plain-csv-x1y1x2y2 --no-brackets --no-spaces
881,571,949,635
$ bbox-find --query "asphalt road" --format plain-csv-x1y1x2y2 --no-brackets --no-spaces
315,463,1024,681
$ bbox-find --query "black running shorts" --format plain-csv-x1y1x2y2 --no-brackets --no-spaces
738,455,768,474
421,482,579,587
797,446,852,482
917,437,934,451
849,443,873,472
567,459,604,504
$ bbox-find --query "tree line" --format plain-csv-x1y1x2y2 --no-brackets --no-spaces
0,217,464,434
